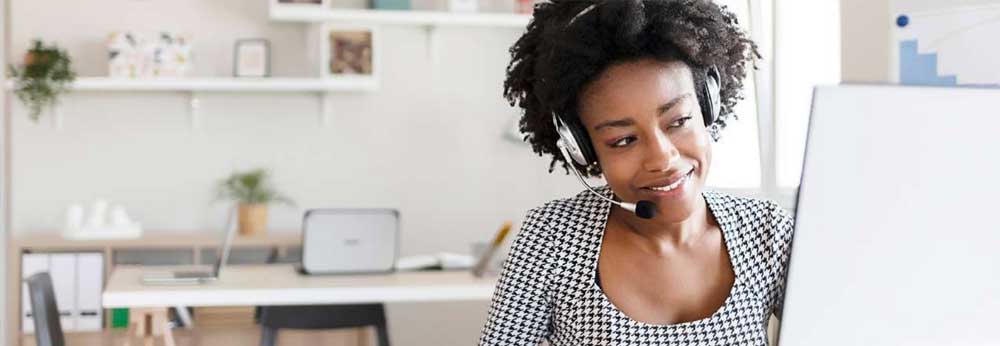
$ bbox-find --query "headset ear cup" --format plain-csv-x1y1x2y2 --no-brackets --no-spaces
701,66,722,127
565,119,597,165
552,114,597,167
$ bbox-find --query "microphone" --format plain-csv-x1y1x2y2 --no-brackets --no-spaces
556,141,658,219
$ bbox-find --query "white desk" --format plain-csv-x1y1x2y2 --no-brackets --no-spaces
103,265,498,346
103,265,498,308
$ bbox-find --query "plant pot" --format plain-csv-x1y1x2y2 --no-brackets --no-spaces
24,52,37,66
238,203,268,236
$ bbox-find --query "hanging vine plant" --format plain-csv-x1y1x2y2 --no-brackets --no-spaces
9,40,77,122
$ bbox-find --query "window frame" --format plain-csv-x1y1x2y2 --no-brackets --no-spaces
713,0,814,211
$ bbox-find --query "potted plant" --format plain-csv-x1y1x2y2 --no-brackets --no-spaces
217,168,294,236
9,39,76,122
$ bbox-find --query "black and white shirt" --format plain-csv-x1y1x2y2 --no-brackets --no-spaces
479,186,794,346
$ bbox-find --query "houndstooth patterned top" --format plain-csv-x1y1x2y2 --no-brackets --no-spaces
479,185,794,346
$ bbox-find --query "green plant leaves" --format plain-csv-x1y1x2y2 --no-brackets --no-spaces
217,168,295,206
10,39,77,122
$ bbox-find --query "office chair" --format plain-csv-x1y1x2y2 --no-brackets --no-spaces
25,272,66,346
257,304,390,346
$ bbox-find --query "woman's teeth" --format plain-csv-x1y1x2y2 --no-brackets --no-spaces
647,172,691,192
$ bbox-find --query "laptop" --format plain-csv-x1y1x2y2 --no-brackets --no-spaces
141,206,238,285
300,209,398,275
777,85,1000,345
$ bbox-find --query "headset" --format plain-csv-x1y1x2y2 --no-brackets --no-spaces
552,65,722,219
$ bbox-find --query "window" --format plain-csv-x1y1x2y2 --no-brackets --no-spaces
705,74,762,189
708,0,841,209
774,0,841,189
705,0,763,190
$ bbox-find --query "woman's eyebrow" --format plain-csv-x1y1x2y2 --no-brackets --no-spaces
592,93,694,132
593,118,634,132
657,93,693,115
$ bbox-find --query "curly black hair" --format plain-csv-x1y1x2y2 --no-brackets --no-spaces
504,0,760,177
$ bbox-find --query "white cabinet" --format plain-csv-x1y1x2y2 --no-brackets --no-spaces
48,254,77,330
76,253,105,331
20,253,104,333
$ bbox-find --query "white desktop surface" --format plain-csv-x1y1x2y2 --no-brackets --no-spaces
103,265,498,308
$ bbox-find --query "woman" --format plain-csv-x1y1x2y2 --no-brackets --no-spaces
479,1,793,345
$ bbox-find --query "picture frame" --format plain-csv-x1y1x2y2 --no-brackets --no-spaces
270,0,330,13
107,32,193,79
319,24,379,80
275,0,325,5
373,0,411,10
448,0,477,12
233,39,271,78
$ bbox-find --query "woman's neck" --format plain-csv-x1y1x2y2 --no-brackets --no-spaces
608,193,710,256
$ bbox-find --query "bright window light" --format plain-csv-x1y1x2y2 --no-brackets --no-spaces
705,0,763,189
775,0,841,188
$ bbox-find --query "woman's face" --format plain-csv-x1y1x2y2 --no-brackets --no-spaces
578,58,712,223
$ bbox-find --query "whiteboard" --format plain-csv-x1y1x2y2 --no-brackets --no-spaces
778,85,1000,346
890,1,1000,86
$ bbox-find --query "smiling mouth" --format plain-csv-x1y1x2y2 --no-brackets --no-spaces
641,169,694,193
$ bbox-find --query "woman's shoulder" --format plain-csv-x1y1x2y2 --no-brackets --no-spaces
525,187,607,221
704,190,792,226
703,190,794,245
527,186,610,226
517,187,610,247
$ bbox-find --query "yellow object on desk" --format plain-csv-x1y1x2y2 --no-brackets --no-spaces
472,221,513,277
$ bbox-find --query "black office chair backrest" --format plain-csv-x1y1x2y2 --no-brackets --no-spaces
25,272,65,346
257,304,390,346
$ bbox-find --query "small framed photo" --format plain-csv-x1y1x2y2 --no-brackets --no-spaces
234,39,270,78
448,0,477,12
276,0,323,4
271,0,329,9
321,25,378,79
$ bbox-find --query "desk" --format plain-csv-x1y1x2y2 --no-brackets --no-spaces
103,265,498,345
7,232,301,346
104,265,498,308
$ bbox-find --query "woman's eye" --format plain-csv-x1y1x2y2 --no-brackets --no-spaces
611,136,636,148
669,116,693,129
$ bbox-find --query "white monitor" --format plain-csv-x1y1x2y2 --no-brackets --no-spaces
778,85,1000,346
301,209,399,275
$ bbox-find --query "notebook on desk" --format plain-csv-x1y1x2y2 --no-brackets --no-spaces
300,209,399,275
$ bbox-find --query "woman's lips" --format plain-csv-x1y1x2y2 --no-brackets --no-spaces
639,169,694,198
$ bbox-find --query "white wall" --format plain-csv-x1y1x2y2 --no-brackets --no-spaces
840,0,891,82
1,0,7,341
10,0,583,247
9,0,582,344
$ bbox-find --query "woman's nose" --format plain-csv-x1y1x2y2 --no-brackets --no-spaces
641,130,680,172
